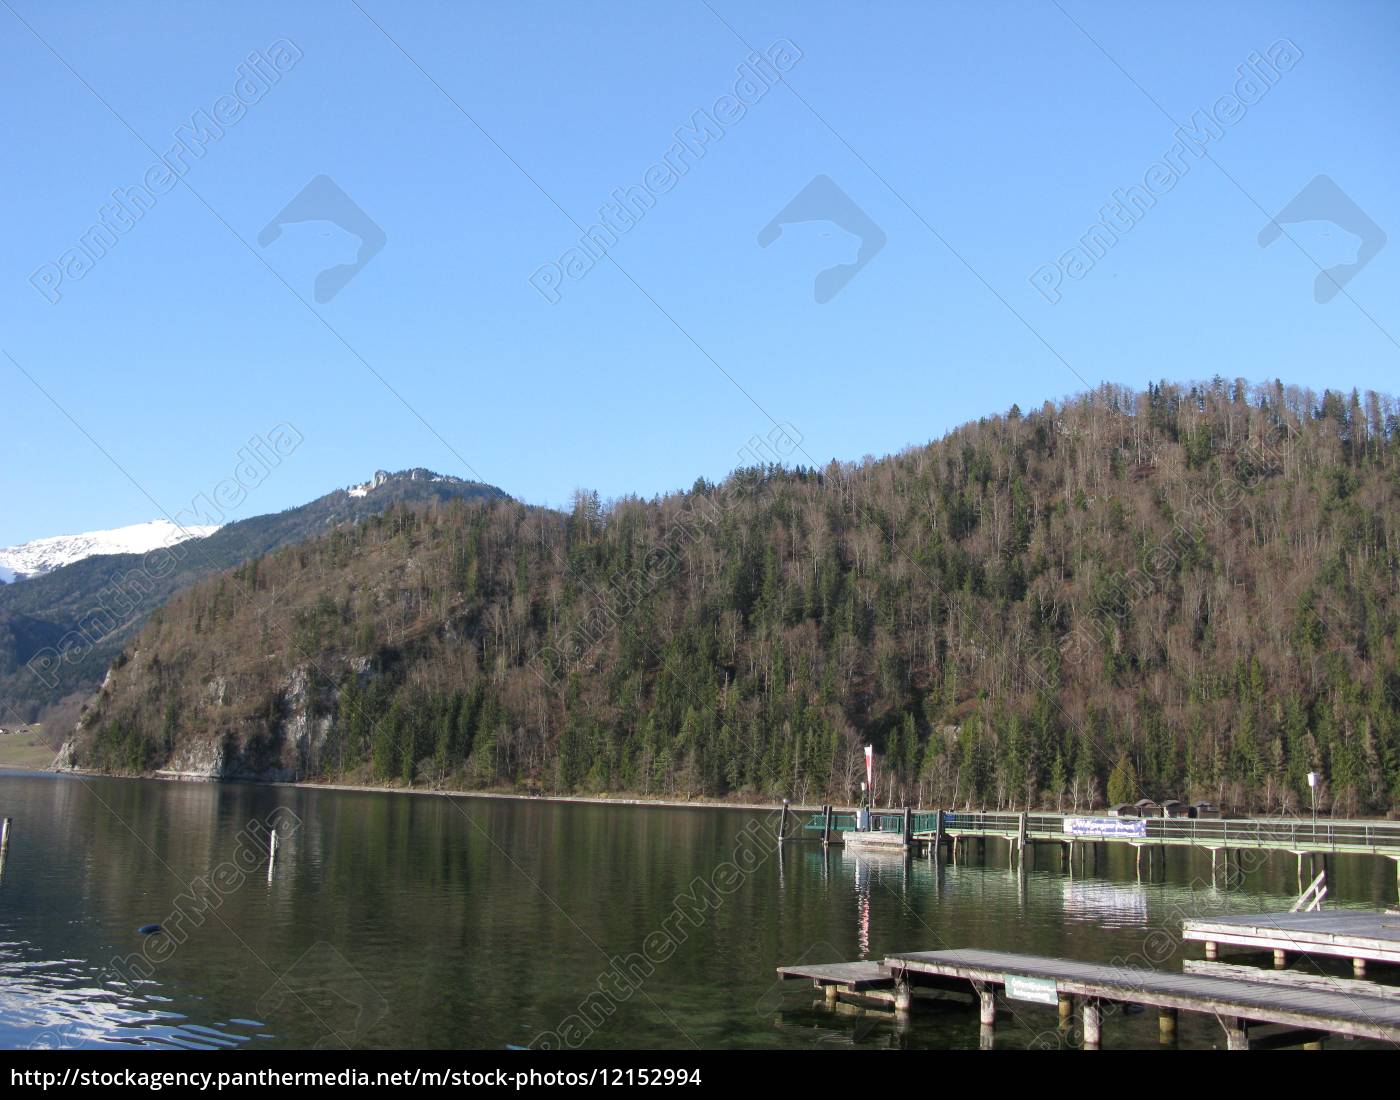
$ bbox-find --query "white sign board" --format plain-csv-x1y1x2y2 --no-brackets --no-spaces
1065,816,1147,839
1004,974,1059,1005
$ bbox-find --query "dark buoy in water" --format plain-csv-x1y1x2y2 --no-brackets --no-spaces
138,924,163,936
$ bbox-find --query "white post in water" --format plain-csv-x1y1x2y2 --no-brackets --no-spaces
0,817,11,855
267,827,279,881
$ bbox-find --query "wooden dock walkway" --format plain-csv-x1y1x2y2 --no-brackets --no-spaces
890,948,1400,1045
779,945,1400,1047
1182,909,1400,975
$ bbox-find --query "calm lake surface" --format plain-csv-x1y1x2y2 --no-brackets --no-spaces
1,770,1396,1051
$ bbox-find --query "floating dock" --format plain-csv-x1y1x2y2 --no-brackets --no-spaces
841,830,910,853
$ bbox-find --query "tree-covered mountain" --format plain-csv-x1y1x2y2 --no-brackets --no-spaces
0,469,506,725
62,381,1400,815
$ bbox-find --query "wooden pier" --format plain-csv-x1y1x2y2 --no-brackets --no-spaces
779,946,1400,1048
1182,909,1400,976
778,806,1400,897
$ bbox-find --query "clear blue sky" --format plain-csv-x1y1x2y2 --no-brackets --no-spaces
2,0,1397,546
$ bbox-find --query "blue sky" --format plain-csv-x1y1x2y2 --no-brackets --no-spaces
2,0,1397,546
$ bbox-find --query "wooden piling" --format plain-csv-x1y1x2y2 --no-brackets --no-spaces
978,988,996,1027
1082,999,1102,1049
1058,994,1074,1028
777,802,789,844
0,817,10,855
1273,949,1288,969
902,806,912,846
1222,1017,1250,1050
821,804,833,847
1159,1008,1178,1045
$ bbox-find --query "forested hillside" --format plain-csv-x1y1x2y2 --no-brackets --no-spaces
0,469,505,725
66,381,1400,815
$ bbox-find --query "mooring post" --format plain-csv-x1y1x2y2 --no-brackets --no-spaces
777,801,789,844
894,982,913,1015
824,983,839,1006
821,804,833,846
1353,958,1367,978
903,806,912,846
0,817,10,855
1158,1008,1178,1045
1205,940,1218,960
1081,999,1102,1049
932,808,944,857
1057,994,1074,1029
1016,812,1027,865
1273,949,1288,969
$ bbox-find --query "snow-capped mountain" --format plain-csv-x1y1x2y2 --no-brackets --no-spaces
0,519,221,582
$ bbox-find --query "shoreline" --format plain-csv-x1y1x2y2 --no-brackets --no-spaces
281,778,810,814
18,767,1400,826
37,763,849,814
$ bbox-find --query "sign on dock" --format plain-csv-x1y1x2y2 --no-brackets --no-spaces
1003,974,1059,1005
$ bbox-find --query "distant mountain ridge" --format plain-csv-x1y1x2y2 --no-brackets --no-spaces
0,519,221,582
0,468,507,723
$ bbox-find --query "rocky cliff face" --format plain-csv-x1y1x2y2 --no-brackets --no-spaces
58,653,345,782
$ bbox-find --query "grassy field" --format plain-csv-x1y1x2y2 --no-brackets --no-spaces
0,729,55,770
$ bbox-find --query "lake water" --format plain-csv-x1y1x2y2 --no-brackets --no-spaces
1,771,1396,1051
